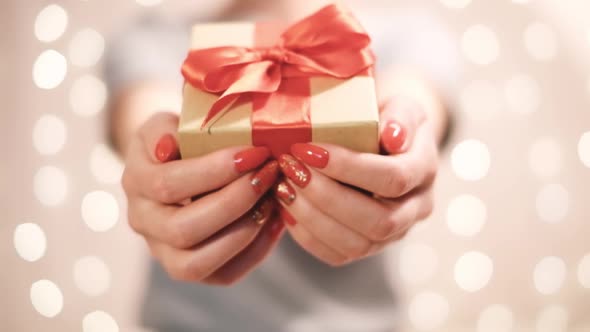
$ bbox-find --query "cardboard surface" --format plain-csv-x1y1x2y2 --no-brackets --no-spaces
179,22,379,158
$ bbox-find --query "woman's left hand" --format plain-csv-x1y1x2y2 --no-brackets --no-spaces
274,98,439,266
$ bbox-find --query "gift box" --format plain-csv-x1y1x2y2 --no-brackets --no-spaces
178,4,379,159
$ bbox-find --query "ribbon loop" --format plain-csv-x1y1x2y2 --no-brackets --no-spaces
182,3,375,128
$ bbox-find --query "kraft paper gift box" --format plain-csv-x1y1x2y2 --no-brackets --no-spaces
178,5,379,159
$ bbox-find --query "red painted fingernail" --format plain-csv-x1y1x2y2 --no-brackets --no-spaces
381,120,407,153
278,154,311,188
269,219,286,239
279,207,297,226
249,197,275,224
234,146,271,173
155,134,179,162
291,143,329,169
274,180,296,205
251,161,280,194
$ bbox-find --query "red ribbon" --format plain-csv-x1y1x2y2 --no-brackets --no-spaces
181,4,375,156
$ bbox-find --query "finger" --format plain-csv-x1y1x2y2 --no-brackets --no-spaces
288,125,437,198
274,169,398,242
356,188,435,257
204,215,286,285
124,113,272,204
365,228,410,257
138,112,181,163
126,143,272,204
146,201,274,282
279,208,348,266
379,96,425,154
128,165,279,249
277,186,372,260
374,186,435,240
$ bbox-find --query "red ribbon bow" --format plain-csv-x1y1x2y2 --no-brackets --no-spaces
181,4,375,128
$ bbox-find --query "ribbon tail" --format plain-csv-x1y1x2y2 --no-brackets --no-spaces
200,94,241,129
200,61,281,128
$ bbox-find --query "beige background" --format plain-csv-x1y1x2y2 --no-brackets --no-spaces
2,0,590,331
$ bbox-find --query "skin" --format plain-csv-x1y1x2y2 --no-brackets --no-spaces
121,112,284,284
279,97,439,266
114,2,449,285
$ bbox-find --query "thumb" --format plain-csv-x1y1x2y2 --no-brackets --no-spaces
139,112,181,163
379,96,424,155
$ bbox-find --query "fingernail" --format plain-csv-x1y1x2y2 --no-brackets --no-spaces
291,143,329,169
269,219,286,239
249,198,275,225
251,161,280,194
279,207,297,226
274,180,296,205
278,154,311,188
234,146,271,173
381,120,407,153
155,134,179,162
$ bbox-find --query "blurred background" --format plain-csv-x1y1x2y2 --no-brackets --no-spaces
2,0,590,331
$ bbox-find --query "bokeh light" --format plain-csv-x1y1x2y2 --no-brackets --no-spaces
454,251,493,292
32,114,67,155
81,191,119,232
13,223,47,262
9,1,590,331
69,28,105,67
89,144,124,184
477,304,513,332
34,166,68,206
451,139,491,181
535,183,569,223
577,254,590,289
408,291,449,331
446,194,487,236
73,256,112,296
82,310,120,332
578,131,590,168
33,50,67,90
70,75,107,116
34,4,68,43
30,280,64,318
461,25,500,65
533,256,566,295
536,305,569,332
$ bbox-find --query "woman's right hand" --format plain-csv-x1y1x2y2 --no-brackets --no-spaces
122,112,285,285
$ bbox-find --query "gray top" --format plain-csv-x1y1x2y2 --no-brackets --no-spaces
106,7,457,332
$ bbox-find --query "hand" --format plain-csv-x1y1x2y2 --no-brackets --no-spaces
273,98,438,266
122,112,285,285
